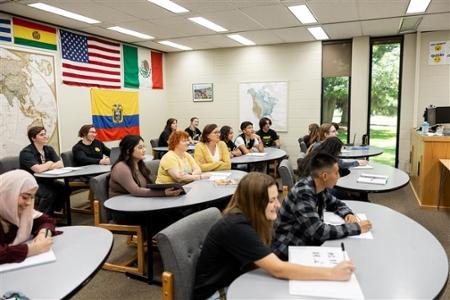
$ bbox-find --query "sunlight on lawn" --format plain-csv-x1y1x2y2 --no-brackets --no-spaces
370,126,396,166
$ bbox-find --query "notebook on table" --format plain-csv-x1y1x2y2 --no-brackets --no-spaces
146,183,186,194
357,173,388,185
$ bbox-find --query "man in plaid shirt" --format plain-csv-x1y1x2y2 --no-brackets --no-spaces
272,152,372,260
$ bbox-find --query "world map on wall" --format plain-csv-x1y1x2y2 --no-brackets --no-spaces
0,47,59,157
239,82,288,131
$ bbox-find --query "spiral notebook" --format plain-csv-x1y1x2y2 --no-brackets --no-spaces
0,249,56,273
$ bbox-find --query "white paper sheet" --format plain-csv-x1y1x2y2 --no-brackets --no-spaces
351,165,374,169
0,249,56,273
42,168,73,175
324,212,373,239
289,246,364,300
245,152,267,156
208,172,231,181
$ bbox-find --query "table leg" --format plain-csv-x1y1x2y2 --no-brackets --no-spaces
438,164,447,210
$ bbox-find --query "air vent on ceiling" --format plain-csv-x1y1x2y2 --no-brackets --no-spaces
399,16,423,33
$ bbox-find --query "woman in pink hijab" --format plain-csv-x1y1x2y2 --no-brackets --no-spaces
0,169,55,264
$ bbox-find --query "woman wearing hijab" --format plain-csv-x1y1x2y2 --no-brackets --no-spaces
0,170,55,264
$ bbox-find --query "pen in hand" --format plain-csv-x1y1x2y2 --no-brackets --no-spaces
45,228,50,238
341,242,347,261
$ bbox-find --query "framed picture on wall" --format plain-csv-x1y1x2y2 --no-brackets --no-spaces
192,83,213,102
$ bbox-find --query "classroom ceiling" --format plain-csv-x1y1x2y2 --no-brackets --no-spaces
0,0,449,52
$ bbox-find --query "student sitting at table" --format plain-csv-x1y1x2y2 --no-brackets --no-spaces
272,153,372,260
19,126,71,215
72,124,111,166
307,123,337,153
109,135,182,198
256,117,280,148
219,125,242,158
185,117,202,144
158,118,178,147
156,131,210,184
194,172,355,300
0,170,56,265
234,121,264,154
303,123,319,148
298,137,367,178
194,124,231,172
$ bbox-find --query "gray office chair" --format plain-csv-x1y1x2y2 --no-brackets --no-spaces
155,207,222,300
110,147,120,164
298,138,307,153
278,159,296,191
0,156,20,174
145,159,160,183
90,173,145,275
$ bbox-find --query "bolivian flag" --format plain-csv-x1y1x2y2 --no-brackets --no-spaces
13,17,57,50
91,89,140,141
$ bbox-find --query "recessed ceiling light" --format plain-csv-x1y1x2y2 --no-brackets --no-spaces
188,17,227,32
107,27,154,40
28,3,100,24
406,0,431,14
147,0,189,14
227,34,255,46
288,5,317,24
158,40,192,51
307,27,329,40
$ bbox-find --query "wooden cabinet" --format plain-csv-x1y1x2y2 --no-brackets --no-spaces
410,130,450,208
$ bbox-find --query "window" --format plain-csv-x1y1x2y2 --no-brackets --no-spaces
321,40,352,143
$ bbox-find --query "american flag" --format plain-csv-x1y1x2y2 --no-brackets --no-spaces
60,29,121,89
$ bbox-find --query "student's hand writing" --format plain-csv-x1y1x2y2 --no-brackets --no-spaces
330,261,355,281
164,187,182,196
200,173,211,180
27,236,53,257
100,157,111,165
344,214,359,223
358,220,372,233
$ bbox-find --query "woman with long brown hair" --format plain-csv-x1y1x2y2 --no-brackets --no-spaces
194,172,355,300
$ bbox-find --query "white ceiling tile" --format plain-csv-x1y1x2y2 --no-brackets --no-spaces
323,22,362,39
83,26,139,43
361,18,402,36
151,16,217,35
306,0,359,23
357,0,410,19
419,13,450,31
176,0,236,13
427,0,450,13
239,4,300,29
91,0,176,20
134,40,178,52
199,10,263,32
236,30,284,45
271,27,315,43
109,19,182,39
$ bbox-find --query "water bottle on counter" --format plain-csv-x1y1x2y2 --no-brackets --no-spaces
421,121,429,135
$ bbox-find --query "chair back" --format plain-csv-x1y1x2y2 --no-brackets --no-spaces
298,138,307,153
0,156,20,174
278,159,295,190
155,207,222,300
90,173,112,222
110,147,120,164
61,151,76,167
150,139,159,148
145,159,160,183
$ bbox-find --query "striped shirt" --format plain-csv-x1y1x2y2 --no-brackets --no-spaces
272,176,360,260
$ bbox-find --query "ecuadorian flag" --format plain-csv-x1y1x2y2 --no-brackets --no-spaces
91,89,140,141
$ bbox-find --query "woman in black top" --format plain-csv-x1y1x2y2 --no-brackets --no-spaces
194,172,355,300
158,118,177,147
72,124,111,166
219,125,242,158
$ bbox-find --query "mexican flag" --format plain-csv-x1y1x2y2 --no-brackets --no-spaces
123,44,163,89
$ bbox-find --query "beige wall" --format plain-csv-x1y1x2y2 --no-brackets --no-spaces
165,42,323,167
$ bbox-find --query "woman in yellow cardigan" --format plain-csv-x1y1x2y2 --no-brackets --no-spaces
194,124,231,172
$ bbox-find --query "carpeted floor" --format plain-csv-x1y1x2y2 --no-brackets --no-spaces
69,183,450,300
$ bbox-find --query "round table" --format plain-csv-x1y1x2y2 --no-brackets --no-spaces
336,162,410,193
34,164,111,179
227,201,448,300
104,169,247,283
338,145,383,159
231,148,287,167
2,226,113,300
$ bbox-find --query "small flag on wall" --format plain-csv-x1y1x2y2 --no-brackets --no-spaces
123,44,163,89
0,17,12,43
13,17,57,50
60,30,121,89
91,89,140,141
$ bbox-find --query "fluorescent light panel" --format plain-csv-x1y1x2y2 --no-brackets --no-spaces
406,0,431,14
159,40,192,50
108,26,154,39
147,0,189,13
227,34,255,46
288,5,317,24
307,27,329,40
188,17,227,32
28,3,100,24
